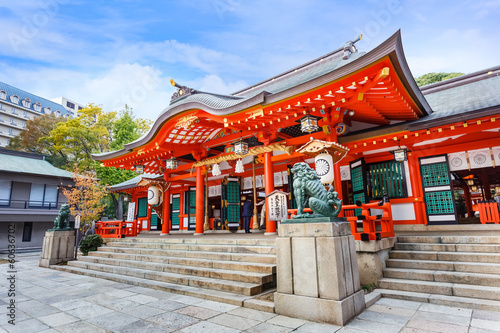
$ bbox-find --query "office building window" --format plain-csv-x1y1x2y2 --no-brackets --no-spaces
29,184,58,208
10,95,19,104
0,91,6,100
0,180,12,206
22,121,26,128
66,101,75,109
22,222,33,242
8,128,13,136
34,102,41,112
23,111,28,118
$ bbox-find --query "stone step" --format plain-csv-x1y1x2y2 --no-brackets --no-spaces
79,255,273,284
105,242,276,255
378,278,500,301
394,242,500,253
383,268,500,287
68,260,263,296
96,246,276,264
51,264,252,306
389,250,500,263
375,288,500,312
88,251,276,274
386,259,500,275
397,235,500,245
106,238,276,246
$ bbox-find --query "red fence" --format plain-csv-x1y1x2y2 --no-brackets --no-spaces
476,202,500,224
95,220,138,238
287,198,394,241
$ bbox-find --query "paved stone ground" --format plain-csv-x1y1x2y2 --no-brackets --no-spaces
1,253,500,333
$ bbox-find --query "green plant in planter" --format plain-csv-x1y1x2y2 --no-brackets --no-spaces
79,234,104,256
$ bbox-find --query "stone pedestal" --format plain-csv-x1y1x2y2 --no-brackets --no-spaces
39,230,75,267
275,218,365,326
356,237,396,286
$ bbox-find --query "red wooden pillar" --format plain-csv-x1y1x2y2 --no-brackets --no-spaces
408,153,426,224
264,151,276,234
195,166,204,235
162,185,171,235
462,184,473,218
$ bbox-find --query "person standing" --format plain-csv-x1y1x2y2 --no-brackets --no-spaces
242,197,253,233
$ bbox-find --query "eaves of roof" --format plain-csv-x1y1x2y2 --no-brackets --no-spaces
93,30,430,162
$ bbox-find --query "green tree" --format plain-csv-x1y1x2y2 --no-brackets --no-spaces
8,113,69,168
110,106,152,151
415,72,464,87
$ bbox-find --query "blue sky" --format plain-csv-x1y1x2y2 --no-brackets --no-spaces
0,0,499,120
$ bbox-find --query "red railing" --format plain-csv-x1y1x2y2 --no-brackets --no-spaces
476,202,500,224
95,220,137,238
287,196,394,241
341,198,394,241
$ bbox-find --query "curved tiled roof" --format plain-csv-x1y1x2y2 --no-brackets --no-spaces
94,30,431,161
0,81,71,116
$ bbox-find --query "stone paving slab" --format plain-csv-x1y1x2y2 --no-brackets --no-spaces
3,252,500,332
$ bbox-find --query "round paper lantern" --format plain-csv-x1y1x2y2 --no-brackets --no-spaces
315,153,334,185
148,186,162,207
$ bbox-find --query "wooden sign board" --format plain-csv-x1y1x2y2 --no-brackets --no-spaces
267,190,289,221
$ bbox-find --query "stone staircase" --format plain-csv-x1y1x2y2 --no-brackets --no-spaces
52,237,276,310
377,235,500,311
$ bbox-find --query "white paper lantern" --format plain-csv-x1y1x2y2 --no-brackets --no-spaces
148,186,162,207
235,159,245,173
315,153,334,185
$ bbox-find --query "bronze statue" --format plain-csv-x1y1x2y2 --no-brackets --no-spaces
291,162,342,219
51,204,72,231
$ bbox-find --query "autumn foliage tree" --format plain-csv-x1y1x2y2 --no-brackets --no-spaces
62,165,108,232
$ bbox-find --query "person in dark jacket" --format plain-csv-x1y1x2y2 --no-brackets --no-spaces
242,197,253,233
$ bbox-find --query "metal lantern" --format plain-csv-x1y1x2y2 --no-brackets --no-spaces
234,139,249,155
300,114,319,133
134,164,144,174
394,148,407,162
166,157,178,170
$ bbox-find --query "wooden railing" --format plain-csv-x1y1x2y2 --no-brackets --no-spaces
341,197,394,241
95,220,137,238
287,195,394,241
476,202,500,224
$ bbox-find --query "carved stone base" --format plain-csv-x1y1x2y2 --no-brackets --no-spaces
39,230,75,267
275,220,365,326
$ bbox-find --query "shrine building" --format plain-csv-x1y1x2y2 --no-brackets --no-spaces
93,30,500,235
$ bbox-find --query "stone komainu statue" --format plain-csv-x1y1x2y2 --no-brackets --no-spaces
52,204,72,230
291,162,342,219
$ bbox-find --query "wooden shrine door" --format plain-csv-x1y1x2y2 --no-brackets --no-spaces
350,157,368,215
185,186,197,230
419,155,458,225
222,176,241,230
170,194,180,230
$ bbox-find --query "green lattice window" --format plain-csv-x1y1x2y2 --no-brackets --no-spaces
185,190,196,214
227,182,240,203
171,196,180,227
227,204,240,222
425,191,454,214
351,167,364,192
137,197,147,217
421,163,450,187
368,161,406,199
353,193,365,216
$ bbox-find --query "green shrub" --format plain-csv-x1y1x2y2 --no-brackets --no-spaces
79,235,103,256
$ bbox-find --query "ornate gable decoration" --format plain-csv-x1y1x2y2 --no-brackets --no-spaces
296,138,349,165
170,79,197,104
